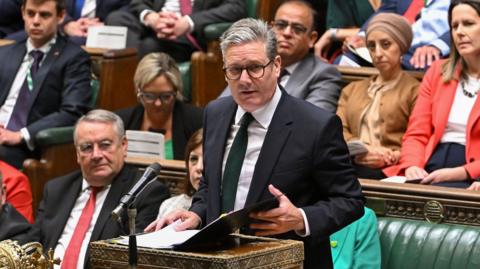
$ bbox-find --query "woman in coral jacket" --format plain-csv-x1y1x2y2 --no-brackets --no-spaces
384,0,480,189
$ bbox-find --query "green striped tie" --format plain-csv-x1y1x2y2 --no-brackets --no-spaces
221,112,254,213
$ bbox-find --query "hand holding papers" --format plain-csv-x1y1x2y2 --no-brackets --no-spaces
118,219,200,249
125,191,281,251
249,185,306,237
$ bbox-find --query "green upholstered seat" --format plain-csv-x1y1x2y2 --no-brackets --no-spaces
178,61,192,102
378,217,480,269
203,0,259,41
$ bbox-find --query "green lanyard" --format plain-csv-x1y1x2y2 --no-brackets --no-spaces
26,60,35,92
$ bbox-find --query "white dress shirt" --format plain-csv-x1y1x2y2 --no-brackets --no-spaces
81,0,96,18
54,180,110,269
221,87,311,236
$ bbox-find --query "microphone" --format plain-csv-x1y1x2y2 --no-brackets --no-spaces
112,162,162,221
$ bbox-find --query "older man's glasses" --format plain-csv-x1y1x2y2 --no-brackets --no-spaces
223,60,273,80
77,140,115,155
272,20,308,35
137,91,176,104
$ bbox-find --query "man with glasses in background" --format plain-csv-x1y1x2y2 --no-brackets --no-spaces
22,109,169,268
219,0,343,112
152,18,364,268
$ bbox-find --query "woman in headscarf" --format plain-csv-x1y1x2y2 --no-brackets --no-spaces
337,13,419,179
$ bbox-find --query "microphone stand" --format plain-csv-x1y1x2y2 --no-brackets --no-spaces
128,205,137,269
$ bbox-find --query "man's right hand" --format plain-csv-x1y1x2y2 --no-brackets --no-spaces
144,209,201,232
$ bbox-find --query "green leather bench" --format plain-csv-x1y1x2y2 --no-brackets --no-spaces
378,217,480,269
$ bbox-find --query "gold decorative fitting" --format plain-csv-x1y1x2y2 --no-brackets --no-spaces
424,200,444,224
0,240,61,269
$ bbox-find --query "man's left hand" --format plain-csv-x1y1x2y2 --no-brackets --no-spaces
410,45,440,69
249,184,305,236
168,16,191,40
0,126,22,145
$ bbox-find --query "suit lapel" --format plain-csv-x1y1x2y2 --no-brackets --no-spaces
244,93,293,206
26,37,65,112
433,79,457,144
207,101,236,217
467,89,480,140
329,225,352,264
285,54,312,96
0,43,26,105
49,175,83,248
90,166,134,241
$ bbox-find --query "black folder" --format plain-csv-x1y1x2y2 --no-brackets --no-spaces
173,197,279,251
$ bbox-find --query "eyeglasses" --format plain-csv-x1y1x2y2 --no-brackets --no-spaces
271,20,308,35
77,139,115,155
137,91,176,104
223,60,273,80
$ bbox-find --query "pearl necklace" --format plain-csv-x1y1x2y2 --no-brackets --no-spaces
461,78,480,98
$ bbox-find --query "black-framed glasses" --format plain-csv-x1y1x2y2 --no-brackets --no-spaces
271,20,308,35
137,91,176,104
223,60,273,80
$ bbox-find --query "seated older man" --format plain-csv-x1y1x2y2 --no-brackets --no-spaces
22,109,170,268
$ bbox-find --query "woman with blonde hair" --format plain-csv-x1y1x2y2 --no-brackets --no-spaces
116,52,203,160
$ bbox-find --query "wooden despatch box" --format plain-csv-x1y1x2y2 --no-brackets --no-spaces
90,234,304,269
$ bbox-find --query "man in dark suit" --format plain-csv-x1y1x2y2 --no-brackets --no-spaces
0,0,23,38
62,0,130,44
0,0,92,169
23,109,169,268
106,0,247,61
221,0,343,112
154,18,364,268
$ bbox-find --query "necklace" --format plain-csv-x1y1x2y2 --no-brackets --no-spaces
460,79,480,98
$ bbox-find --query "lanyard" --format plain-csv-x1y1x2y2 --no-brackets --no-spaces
26,60,35,92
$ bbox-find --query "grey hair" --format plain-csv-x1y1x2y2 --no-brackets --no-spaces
220,18,277,62
134,52,184,101
73,109,125,144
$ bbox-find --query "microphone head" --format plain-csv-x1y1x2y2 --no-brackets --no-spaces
149,162,162,174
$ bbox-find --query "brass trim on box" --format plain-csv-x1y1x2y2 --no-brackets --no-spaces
90,234,304,269
424,200,444,224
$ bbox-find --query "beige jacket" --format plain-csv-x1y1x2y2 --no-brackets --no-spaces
337,71,419,150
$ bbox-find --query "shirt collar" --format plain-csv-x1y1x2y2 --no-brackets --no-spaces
284,61,300,76
81,178,110,193
26,36,56,56
234,86,282,129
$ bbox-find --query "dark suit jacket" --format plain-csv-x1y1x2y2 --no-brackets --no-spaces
64,0,131,24
284,53,343,112
0,203,31,241
23,164,170,268
116,101,203,160
0,35,92,138
130,0,246,47
0,0,23,37
190,91,365,268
